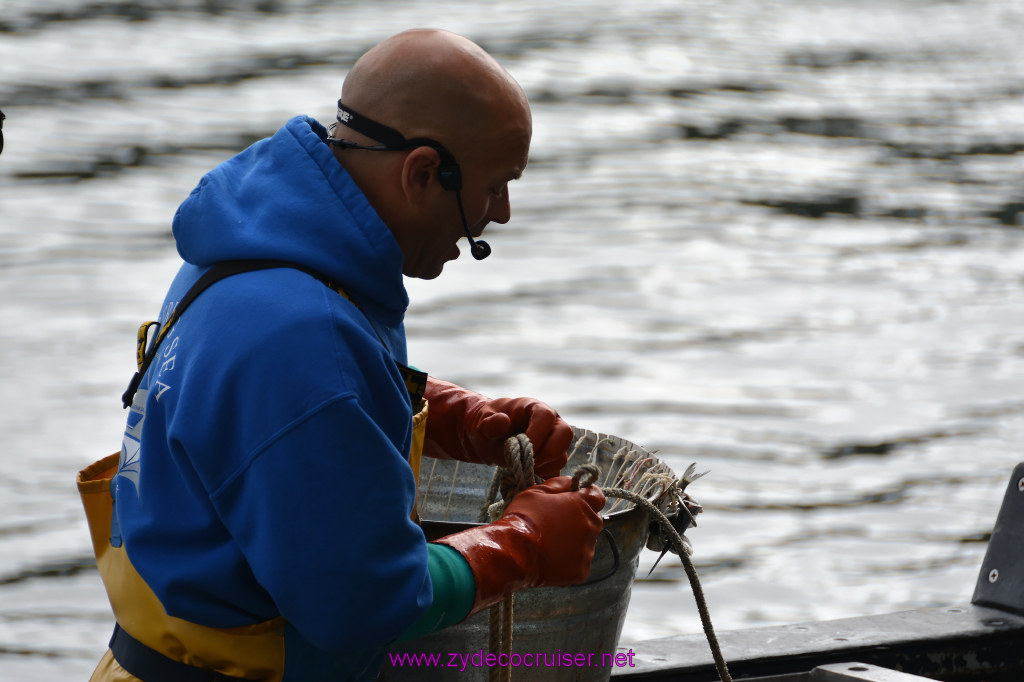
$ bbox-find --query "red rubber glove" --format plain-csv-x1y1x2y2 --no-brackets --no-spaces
423,378,572,480
436,477,606,615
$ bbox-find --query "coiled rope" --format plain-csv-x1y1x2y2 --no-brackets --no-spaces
484,434,733,682
483,435,538,682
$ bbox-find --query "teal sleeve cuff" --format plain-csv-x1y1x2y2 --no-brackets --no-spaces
396,543,476,643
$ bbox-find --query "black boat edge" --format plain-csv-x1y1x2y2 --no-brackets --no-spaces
614,462,1024,682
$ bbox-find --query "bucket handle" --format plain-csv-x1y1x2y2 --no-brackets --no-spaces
579,528,620,586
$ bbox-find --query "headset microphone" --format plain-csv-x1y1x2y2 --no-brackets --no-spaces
468,233,491,260
448,196,491,260
449,181,491,260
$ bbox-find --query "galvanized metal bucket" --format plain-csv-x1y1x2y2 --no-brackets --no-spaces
381,427,674,681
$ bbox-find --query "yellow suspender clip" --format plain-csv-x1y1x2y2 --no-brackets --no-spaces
135,321,160,371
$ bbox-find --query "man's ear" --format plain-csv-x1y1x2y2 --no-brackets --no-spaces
400,146,442,205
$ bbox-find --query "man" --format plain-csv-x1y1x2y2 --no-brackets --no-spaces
78,29,605,681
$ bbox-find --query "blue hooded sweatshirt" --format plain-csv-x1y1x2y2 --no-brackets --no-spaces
112,116,434,679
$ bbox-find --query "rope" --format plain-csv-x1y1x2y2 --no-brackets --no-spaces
487,434,538,682
479,434,541,523
569,463,730,680
488,435,733,682
599,486,732,682
487,599,509,682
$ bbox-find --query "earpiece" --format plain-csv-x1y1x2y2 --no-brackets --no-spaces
435,151,462,192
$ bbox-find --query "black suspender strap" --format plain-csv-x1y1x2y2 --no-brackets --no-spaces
120,258,426,408
121,259,336,408
109,623,258,682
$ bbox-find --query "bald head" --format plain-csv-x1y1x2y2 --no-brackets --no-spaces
331,30,532,279
339,29,530,159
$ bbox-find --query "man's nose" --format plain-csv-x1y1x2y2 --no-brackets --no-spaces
488,191,512,225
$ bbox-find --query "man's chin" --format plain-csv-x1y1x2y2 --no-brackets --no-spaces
405,246,460,280
408,261,447,280
417,268,443,280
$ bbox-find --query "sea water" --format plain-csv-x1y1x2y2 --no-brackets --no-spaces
2,1,1023,678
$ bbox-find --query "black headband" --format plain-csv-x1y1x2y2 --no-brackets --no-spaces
332,100,462,192
334,100,455,163
336,101,408,147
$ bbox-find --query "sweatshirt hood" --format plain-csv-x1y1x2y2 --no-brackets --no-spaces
172,116,408,325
